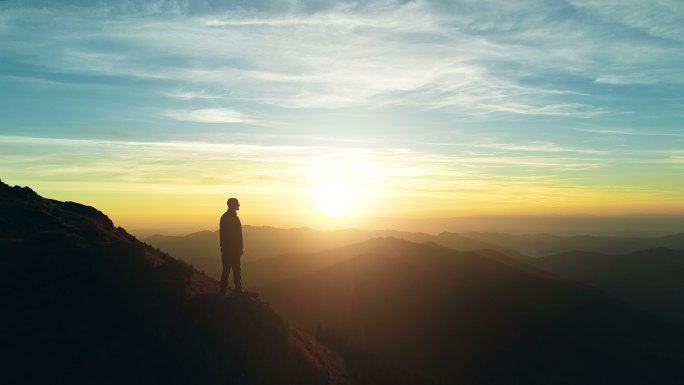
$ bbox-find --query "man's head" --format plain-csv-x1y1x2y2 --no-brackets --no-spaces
227,197,240,211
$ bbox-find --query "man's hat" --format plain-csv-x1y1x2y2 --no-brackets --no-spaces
227,197,239,209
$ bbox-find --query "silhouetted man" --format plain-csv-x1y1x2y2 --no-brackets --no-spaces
220,197,243,295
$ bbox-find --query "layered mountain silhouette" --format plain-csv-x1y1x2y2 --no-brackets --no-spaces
465,232,684,257
256,239,684,385
529,247,684,329
368,214,684,237
0,181,355,385
145,227,684,283
145,228,524,280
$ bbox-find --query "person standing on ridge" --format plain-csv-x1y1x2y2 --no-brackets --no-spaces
220,197,243,295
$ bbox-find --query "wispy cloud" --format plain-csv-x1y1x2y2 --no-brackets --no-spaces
573,127,684,137
471,142,607,154
163,108,257,124
163,90,222,100
568,0,684,44
421,141,607,155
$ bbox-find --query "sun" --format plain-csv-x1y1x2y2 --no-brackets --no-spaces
314,181,352,217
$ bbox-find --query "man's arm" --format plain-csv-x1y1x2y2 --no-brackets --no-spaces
236,216,243,255
219,213,226,248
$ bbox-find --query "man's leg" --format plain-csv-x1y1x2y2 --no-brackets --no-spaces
220,250,230,294
232,254,242,292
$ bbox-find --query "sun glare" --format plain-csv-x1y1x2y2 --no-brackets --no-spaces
314,181,352,217
305,154,382,222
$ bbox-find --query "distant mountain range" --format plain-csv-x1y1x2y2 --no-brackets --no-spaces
366,214,684,237
135,213,684,239
466,232,684,257
243,235,684,332
256,238,684,385
145,227,684,281
144,227,525,279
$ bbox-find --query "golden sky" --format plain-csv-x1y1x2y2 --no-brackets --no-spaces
2,136,683,233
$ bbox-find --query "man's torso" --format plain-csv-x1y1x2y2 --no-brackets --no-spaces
220,210,242,252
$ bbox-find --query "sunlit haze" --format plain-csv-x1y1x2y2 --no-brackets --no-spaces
1,1,683,232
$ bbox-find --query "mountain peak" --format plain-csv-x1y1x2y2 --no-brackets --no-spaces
0,180,119,244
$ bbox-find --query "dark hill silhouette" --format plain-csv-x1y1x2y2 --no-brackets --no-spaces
0,181,354,385
465,231,684,257
166,294,352,385
529,247,684,328
257,238,684,385
145,227,524,281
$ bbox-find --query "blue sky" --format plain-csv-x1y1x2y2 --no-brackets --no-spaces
1,0,683,230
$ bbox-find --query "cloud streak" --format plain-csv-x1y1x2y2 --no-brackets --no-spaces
163,108,257,124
